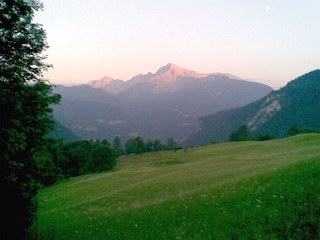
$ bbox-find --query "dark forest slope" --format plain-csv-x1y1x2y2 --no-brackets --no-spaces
185,69,320,146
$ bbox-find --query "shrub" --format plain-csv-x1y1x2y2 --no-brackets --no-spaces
86,145,117,172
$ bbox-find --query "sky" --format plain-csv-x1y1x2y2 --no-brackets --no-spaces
34,0,320,89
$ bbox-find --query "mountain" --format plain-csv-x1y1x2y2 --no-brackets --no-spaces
88,76,113,88
88,63,243,94
52,85,128,140
47,119,80,143
53,63,272,143
184,69,320,146
89,63,272,117
52,84,116,103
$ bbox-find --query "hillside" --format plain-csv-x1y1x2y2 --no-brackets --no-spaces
32,134,320,239
47,119,79,143
52,64,272,143
185,69,320,146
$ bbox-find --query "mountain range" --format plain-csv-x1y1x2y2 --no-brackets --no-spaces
184,69,320,146
88,63,243,95
52,63,273,143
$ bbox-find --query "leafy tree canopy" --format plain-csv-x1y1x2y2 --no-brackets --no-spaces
86,145,117,172
229,124,252,142
1,0,60,238
166,137,178,151
125,136,146,154
287,126,319,136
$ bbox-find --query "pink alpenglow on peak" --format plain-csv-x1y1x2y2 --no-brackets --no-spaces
150,63,211,85
88,76,113,88
87,63,243,89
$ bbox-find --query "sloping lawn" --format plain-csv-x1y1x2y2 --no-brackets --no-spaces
31,134,320,239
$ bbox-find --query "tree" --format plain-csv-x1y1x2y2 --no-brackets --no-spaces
86,145,116,172
125,136,146,154
229,124,252,142
145,139,155,152
60,140,94,177
166,137,178,151
34,149,64,187
287,126,318,136
0,0,60,238
112,136,124,156
146,139,164,152
254,132,274,141
101,139,111,146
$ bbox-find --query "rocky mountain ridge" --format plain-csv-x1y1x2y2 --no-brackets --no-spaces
88,63,244,94
184,69,320,146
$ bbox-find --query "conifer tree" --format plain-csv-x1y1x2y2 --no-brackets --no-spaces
113,136,124,156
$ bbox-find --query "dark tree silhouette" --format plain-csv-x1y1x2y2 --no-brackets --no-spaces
125,136,146,154
229,124,252,142
86,145,117,172
113,136,125,156
0,0,60,238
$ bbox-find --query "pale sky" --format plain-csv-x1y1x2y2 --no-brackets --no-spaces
34,0,320,89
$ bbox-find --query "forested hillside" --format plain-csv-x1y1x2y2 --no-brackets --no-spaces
47,119,79,143
185,69,320,146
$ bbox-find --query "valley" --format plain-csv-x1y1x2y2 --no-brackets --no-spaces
52,63,272,144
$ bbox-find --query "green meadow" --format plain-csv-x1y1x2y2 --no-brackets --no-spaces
31,134,320,239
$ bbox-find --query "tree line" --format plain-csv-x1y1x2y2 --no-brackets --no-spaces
227,124,319,142
35,136,180,187
124,136,179,154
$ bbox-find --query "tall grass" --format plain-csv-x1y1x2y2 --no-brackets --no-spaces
31,134,320,239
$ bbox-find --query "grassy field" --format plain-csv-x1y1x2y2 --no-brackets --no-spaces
31,134,320,239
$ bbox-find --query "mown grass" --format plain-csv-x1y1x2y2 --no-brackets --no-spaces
31,134,320,239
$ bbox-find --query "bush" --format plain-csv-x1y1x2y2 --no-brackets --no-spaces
288,126,319,136
86,145,117,172
254,132,274,141
229,124,252,141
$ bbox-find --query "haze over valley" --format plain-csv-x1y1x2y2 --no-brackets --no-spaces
51,64,320,147
52,63,273,144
